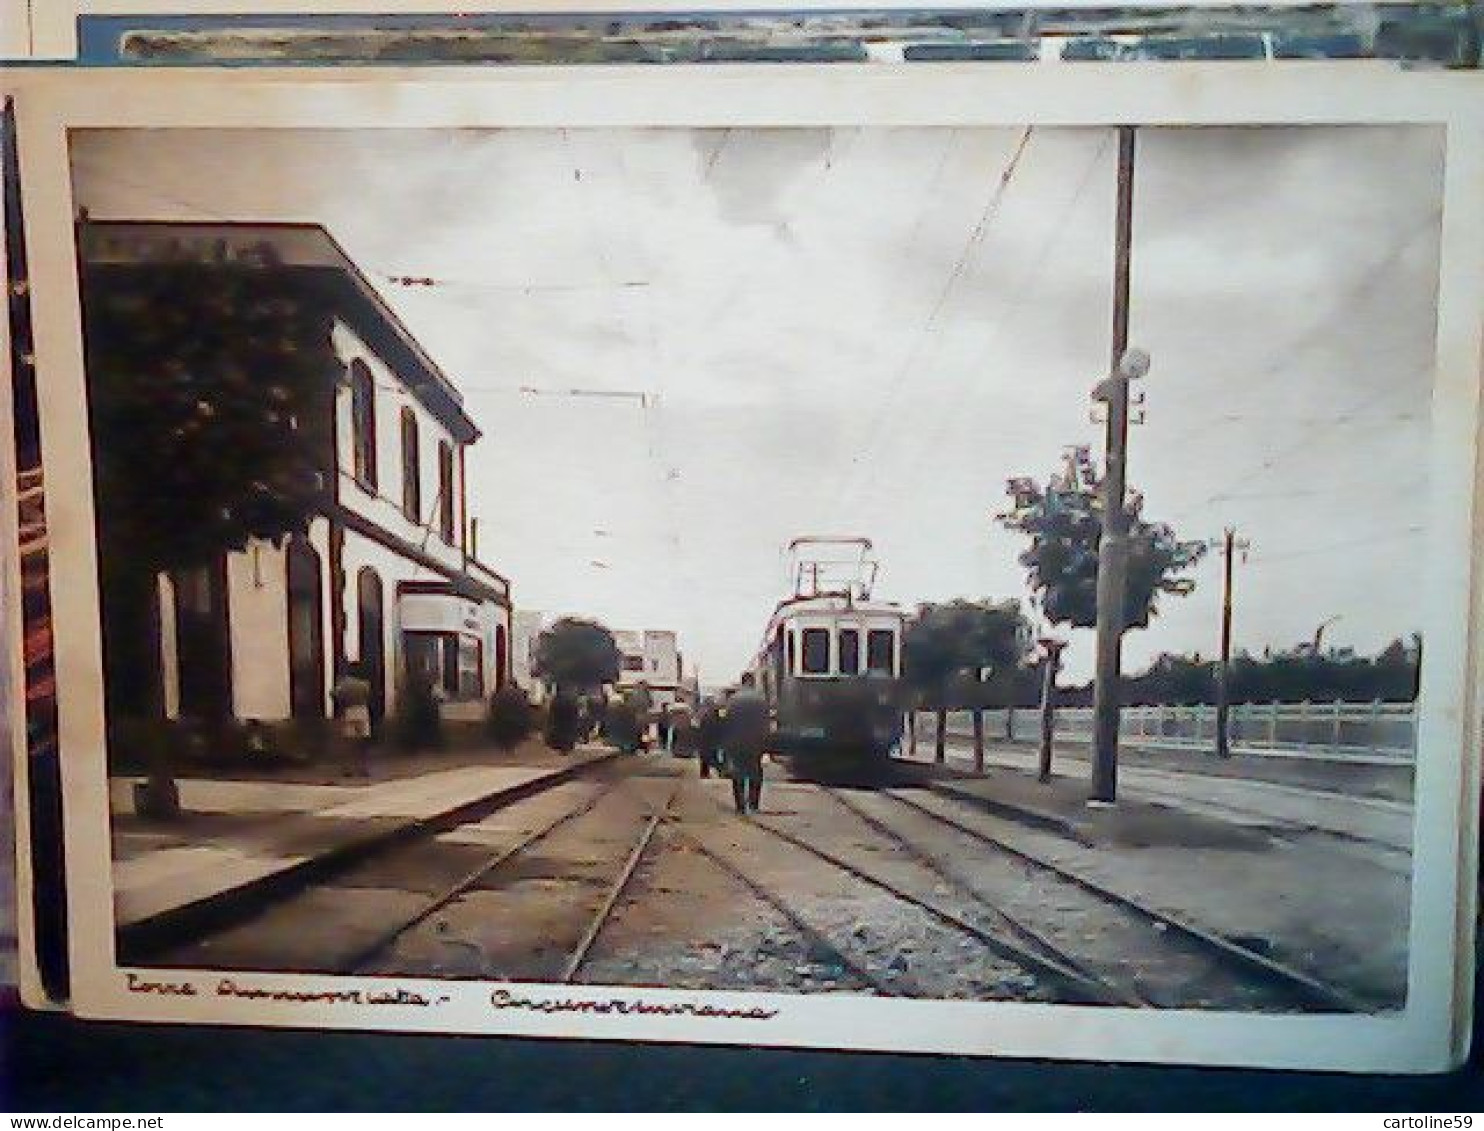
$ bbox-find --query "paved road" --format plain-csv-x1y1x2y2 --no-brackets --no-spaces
933,740,1413,857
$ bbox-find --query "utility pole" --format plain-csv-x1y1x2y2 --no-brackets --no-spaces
1213,526,1251,758
1037,637,1066,783
1090,125,1139,804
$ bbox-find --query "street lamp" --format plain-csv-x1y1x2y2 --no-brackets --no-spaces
1118,347,1151,381
1312,615,1342,654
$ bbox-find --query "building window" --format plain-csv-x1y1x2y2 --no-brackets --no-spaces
494,625,509,688
355,568,385,727
286,538,325,721
801,628,830,675
839,628,861,676
173,560,232,723
437,440,455,544
349,360,377,492
406,631,483,702
622,654,645,673
400,407,421,523
867,629,896,676
458,636,483,700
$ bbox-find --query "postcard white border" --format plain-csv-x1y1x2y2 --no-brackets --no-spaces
4,63,1481,1071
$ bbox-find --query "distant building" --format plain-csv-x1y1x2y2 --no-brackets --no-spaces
614,629,695,708
81,220,514,733
512,616,696,708
510,609,549,702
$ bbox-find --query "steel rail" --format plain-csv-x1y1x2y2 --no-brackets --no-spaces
345,778,624,974
726,802,1141,1006
885,787,1369,1013
823,787,1149,1006
679,830,905,998
560,784,681,983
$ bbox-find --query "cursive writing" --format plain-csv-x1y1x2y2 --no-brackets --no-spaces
125,971,198,996
216,978,363,1005
489,988,777,1021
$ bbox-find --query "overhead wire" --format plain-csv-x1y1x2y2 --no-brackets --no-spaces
902,130,1114,494
1243,525,1425,567
832,126,1036,522
1163,376,1426,526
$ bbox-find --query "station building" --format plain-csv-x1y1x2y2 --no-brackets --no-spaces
81,220,513,734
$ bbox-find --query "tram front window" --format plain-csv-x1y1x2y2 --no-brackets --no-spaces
867,629,895,675
801,628,831,675
839,628,860,675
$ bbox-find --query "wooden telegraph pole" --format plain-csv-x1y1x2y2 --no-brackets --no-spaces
1213,526,1251,758
1037,638,1066,783
1090,125,1139,804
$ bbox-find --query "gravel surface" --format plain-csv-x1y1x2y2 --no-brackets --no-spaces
896,785,1408,1009
141,751,1407,1010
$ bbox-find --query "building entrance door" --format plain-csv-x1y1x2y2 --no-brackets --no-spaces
357,568,386,729
173,559,232,723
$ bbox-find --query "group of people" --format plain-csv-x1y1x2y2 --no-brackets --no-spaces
331,664,774,814
546,675,773,815
655,670,765,813
681,674,772,815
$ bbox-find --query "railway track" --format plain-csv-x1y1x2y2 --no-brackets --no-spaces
139,752,1379,1008
121,750,623,963
720,796,1142,1006
873,786,1369,1012
345,776,636,975
148,757,673,977
676,829,906,996
351,772,685,982
559,783,680,983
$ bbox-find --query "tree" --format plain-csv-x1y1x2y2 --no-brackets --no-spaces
1118,636,1422,707
83,259,336,577
903,599,1031,770
81,257,339,815
532,617,622,696
997,446,1206,778
83,260,336,719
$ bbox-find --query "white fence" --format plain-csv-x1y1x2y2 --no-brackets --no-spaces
927,701,1417,762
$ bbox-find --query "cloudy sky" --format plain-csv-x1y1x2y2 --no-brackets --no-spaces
71,124,1442,684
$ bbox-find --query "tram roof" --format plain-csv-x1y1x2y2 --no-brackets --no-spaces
765,591,907,625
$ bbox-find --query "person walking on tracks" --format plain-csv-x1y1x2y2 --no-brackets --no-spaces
723,673,770,814
695,697,725,779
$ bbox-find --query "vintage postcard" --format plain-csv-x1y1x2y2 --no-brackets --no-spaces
3,64,1481,1070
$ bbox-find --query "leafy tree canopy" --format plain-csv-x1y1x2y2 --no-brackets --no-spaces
1060,635,1423,707
998,445,1206,632
533,617,622,692
82,260,337,575
903,598,1032,708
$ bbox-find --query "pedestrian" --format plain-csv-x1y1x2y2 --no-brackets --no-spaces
695,698,724,779
663,702,690,755
332,664,374,779
546,688,581,753
606,694,643,754
672,706,698,760
723,673,770,814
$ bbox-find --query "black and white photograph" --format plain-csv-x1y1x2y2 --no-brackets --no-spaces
65,116,1441,1010
6,63,1481,1072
